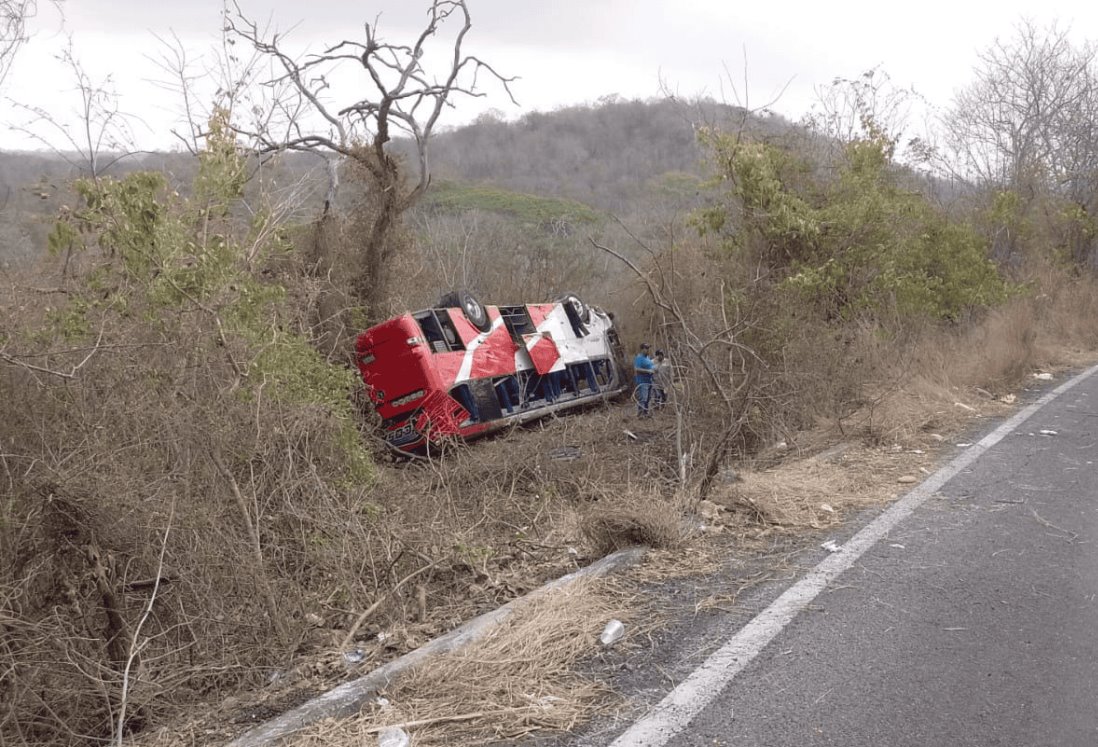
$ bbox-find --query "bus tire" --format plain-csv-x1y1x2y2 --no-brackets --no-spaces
439,289,490,332
557,292,590,323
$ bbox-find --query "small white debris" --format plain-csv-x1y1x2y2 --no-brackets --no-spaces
567,546,579,556
956,442,972,448
897,475,918,484
535,694,563,709
1033,372,1053,381
1039,429,1058,436
821,540,842,553
376,632,389,643
776,441,788,450
819,503,835,513
912,449,925,454
1000,394,1017,404
623,429,638,441
599,619,625,647
373,696,391,709
929,433,945,442
378,727,410,747
889,543,905,549
342,649,365,664
954,402,976,412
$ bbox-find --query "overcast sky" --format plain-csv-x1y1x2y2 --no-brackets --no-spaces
2,0,1097,151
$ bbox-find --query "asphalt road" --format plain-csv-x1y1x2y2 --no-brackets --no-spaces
603,366,1098,747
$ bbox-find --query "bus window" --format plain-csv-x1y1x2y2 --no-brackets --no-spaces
451,380,504,423
415,310,465,353
563,301,588,338
494,376,520,414
499,306,535,337
450,384,478,423
568,361,600,394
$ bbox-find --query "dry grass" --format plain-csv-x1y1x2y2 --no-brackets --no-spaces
711,444,937,531
9,229,1098,747
291,579,631,747
581,487,690,556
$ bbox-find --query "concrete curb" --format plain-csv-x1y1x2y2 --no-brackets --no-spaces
227,546,648,747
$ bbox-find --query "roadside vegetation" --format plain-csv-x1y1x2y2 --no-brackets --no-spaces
3,4,1098,744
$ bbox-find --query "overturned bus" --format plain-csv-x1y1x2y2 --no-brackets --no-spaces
355,290,627,453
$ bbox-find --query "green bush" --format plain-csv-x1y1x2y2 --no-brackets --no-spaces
698,129,1014,321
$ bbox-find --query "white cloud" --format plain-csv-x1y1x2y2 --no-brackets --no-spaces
3,0,1098,150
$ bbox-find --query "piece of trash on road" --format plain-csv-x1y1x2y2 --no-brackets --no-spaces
897,475,918,484
1039,429,1058,436
889,543,905,549
599,619,625,647
821,540,842,553
956,442,972,448
378,727,410,747
1033,372,1053,380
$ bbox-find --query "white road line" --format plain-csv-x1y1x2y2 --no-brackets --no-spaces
607,364,1098,747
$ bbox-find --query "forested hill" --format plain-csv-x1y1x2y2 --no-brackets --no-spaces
0,97,791,263
424,97,791,213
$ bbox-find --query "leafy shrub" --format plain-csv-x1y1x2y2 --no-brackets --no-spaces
698,129,1014,322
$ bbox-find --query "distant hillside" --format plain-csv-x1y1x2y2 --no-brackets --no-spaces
423,97,793,215
0,98,796,265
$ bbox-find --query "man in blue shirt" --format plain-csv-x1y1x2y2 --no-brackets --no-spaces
633,342,656,417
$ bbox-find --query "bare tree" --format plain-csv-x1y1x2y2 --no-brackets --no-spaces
0,0,36,88
942,21,1098,263
591,224,765,499
226,0,516,314
944,21,1097,190
803,67,927,168
9,37,138,178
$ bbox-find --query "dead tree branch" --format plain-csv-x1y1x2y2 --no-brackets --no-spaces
225,0,516,314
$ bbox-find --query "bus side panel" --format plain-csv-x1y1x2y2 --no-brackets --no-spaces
524,334,561,375
431,307,522,387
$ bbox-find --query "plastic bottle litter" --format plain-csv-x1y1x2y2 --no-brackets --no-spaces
342,648,365,664
599,619,625,647
377,727,410,747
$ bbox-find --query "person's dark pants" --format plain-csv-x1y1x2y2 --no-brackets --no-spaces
653,385,666,408
635,382,652,415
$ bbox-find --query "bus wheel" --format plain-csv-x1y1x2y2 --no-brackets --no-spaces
557,292,590,323
439,289,490,332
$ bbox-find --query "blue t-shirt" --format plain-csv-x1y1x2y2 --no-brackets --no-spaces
633,353,655,384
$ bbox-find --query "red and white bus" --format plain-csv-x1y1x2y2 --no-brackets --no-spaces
355,291,627,453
